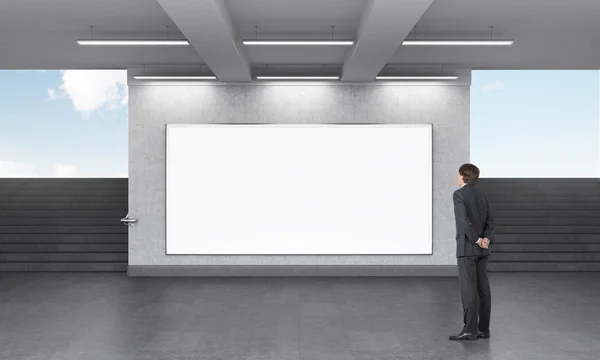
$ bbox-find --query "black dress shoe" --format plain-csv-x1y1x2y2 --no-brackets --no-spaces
449,332,478,341
477,331,491,339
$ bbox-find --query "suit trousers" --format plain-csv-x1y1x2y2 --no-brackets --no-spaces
457,255,492,334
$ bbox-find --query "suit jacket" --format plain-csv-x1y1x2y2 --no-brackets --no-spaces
453,183,495,258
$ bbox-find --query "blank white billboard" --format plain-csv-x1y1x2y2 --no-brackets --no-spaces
166,124,432,255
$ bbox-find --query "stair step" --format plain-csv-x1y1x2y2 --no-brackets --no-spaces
0,243,127,252
488,262,600,272
0,178,127,186
492,243,600,252
491,253,600,262
0,234,127,244
0,203,127,210
0,196,128,203
0,218,124,226
492,209,600,218
491,202,600,210
0,226,127,234
495,218,600,226
495,234,600,243
0,210,126,218
478,179,600,186
0,253,127,262
482,190,600,193
481,184,600,190
0,189,128,197
486,193,600,199
497,225,600,234
488,197,600,202
478,178,600,183
482,186,600,191
0,262,127,272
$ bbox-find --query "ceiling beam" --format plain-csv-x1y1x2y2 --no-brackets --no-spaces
342,0,434,82
157,0,251,82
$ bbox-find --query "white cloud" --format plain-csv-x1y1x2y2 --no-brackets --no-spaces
48,70,128,115
121,90,129,105
0,160,38,177
481,81,505,92
51,163,77,178
106,103,121,111
16,70,47,73
47,88,59,100
0,161,79,178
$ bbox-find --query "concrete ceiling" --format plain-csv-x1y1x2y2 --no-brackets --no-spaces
1,0,600,80
342,0,434,81
0,0,202,69
390,0,600,69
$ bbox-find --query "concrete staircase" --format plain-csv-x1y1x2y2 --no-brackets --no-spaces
477,178,600,271
0,179,128,271
1,177,598,272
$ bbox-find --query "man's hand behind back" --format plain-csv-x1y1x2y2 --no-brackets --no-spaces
477,238,490,249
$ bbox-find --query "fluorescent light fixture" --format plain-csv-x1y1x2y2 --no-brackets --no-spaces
256,76,340,80
375,75,458,80
77,39,189,46
134,76,217,80
243,40,354,46
402,40,513,46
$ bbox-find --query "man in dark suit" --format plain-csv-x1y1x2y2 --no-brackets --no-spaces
449,163,494,341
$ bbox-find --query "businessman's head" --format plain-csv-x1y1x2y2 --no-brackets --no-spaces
458,163,480,186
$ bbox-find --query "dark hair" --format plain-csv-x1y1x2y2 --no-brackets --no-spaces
459,163,480,184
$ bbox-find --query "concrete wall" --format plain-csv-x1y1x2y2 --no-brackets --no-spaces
127,80,470,275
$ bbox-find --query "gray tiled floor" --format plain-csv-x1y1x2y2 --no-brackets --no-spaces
0,273,599,360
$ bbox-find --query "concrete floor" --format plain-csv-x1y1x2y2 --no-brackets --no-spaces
0,273,598,360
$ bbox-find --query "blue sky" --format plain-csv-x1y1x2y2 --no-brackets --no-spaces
471,70,599,178
0,70,128,177
0,70,598,177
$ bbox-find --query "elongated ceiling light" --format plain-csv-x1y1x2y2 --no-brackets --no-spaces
243,40,353,46
402,25,512,46
78,26,189,46
78,39,189,46
256,76,340,80
402,39,513,46
375,75,458,80
133,75,217,80
244,25,353,46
